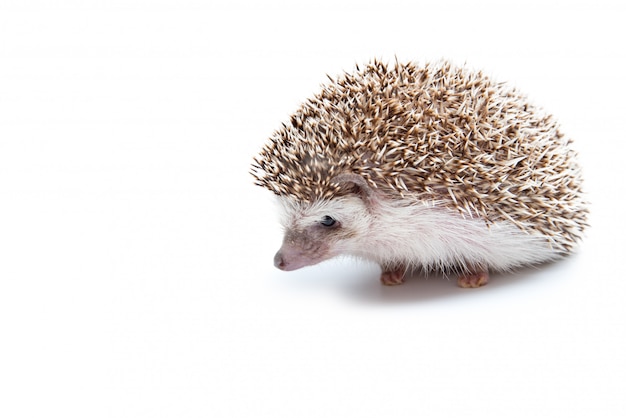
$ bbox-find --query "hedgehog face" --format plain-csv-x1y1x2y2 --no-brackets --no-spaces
274,195,371,271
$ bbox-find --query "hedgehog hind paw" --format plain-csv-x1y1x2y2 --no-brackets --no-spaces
380,266,407,286
457,270,489,288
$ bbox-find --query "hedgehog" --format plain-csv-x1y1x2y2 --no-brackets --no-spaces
251,60,588,288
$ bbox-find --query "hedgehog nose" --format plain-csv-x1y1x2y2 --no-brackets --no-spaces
274,251,286,270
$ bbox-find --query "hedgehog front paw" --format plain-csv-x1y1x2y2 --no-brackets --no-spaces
380,267,406,286
457,270,489,288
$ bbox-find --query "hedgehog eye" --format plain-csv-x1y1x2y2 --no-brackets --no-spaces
320,215,337,227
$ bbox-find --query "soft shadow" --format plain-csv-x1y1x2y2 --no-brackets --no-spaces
337,258,571,305
271,254,579,305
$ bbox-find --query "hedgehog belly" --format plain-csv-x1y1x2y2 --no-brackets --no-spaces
351,200,563,275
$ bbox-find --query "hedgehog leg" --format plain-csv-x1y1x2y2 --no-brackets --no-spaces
457,270,490,288
380,266,406,286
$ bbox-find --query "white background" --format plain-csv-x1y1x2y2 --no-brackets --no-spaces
1,1,624,417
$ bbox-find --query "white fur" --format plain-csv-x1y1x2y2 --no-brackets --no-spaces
278,195,565,273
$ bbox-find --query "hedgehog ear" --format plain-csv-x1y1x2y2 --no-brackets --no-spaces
332,173,378,207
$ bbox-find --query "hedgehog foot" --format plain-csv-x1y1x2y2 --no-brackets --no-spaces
380,266,406,286
457,270,489,288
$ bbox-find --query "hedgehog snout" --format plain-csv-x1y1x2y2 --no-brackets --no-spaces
274,251,287,270
273,248,314,271
273,232,332,271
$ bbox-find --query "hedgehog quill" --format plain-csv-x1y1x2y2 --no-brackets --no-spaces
251,60,588,288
